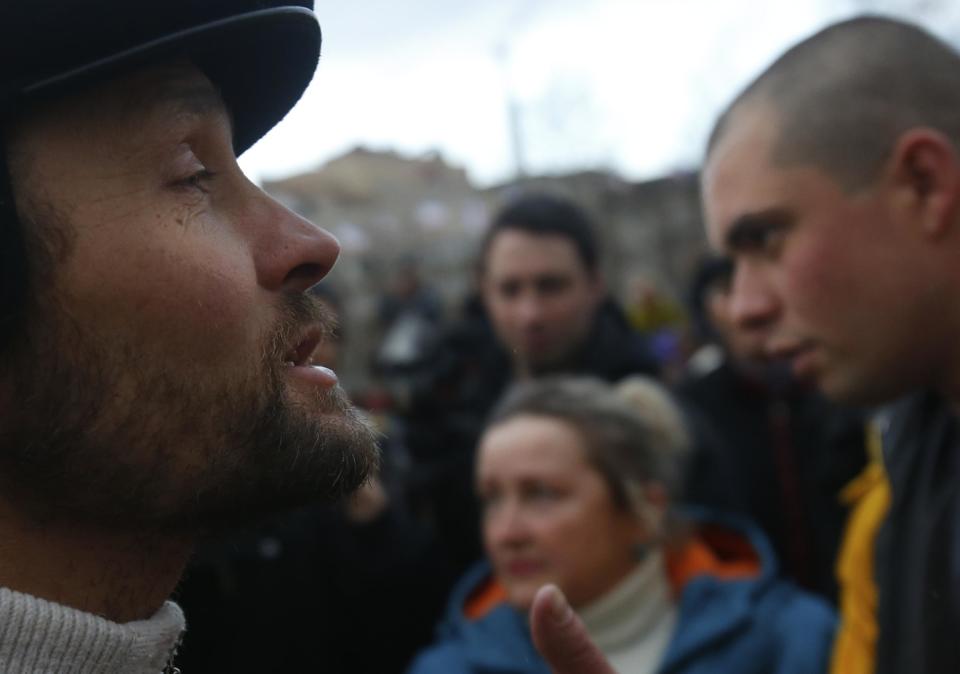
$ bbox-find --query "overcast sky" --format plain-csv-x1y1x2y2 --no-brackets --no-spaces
238,0,960,187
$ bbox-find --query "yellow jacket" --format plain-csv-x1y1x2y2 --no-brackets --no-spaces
830,423,891,674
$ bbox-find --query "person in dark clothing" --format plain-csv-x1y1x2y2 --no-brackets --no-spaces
697,16,960,674
176,487,454,673
376,259,445,387
521,16,960,674
403,193,659,576
677,257,866,602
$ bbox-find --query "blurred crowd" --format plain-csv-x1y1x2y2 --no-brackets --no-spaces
174,191,869,673
9,4,960,674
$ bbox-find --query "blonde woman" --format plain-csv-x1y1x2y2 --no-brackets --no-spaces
409,377,835,674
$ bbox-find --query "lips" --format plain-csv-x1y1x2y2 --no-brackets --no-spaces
520,332,551,352
284,328,323,367
766,339,818,378
503,558,545,577
282,327,339,390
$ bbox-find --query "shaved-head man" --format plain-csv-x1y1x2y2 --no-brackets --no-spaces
533,15,960,674
700,16,960,674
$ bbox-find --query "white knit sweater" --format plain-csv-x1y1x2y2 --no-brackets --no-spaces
578,550,678,674
0,587,185,673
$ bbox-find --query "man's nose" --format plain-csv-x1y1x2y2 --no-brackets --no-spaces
252,192,340,293
515,292,545,326
728,263,779,330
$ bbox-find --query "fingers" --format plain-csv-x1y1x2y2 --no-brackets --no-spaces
529,584,617,674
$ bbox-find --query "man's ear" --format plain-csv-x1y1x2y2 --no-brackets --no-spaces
886,128,960,239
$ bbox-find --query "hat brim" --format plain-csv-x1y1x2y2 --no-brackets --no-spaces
23,7,321,155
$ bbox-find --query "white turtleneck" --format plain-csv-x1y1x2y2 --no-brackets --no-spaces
577,550,678,674
0,587,185,674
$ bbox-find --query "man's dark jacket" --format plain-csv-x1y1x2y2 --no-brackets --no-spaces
875,391,960,674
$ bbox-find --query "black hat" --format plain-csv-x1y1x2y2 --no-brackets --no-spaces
0,0,322,154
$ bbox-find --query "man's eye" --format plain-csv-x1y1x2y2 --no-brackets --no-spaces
742,225,787,257
760,229,787,257
537,277,569,295
498,282,520,299
181,169,217,194
742,230,769,250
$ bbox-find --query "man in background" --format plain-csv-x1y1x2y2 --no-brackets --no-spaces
678,256,866,602
403,192,659,575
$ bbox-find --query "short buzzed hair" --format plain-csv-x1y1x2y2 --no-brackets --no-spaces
708,16,960,191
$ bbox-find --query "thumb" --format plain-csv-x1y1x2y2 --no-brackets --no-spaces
530,584,617,674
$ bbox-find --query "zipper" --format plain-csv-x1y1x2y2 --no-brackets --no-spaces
162,628,184,674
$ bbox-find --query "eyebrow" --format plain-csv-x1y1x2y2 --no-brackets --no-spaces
113,72,235,147
724,208,795,252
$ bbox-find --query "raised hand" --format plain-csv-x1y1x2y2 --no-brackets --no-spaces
529,585,617,674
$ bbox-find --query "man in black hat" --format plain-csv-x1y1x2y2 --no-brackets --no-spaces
0,2,378,670
0,6,650,673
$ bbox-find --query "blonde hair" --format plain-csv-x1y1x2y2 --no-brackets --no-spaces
488,376,691,509
615,375,691,465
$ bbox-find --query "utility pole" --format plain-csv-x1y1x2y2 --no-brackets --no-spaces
496,40,526,179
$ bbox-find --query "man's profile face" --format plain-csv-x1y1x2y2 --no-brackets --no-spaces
481,229,602,373
0,64,378,528
702,103,941,404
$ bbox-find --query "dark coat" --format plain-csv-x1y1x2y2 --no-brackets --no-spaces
175,502,453,673
874,391,960,674
676,358,867,602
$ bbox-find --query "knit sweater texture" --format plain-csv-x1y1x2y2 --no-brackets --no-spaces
0,587,184,673
579,550,678,674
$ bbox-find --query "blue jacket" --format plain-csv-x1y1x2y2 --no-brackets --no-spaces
407,512,836,674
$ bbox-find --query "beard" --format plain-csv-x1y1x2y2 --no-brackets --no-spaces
0,286,380,533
